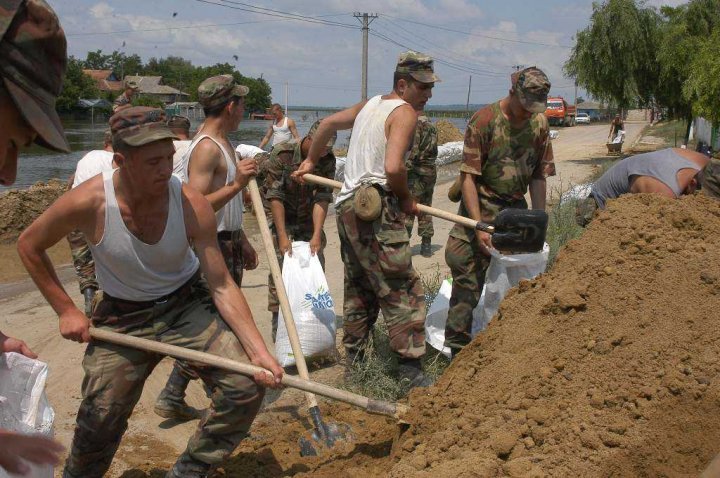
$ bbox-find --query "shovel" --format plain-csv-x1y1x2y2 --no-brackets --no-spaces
302,174,548,253
247,177,353,456
89,328,407,421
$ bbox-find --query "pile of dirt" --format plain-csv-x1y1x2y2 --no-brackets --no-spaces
0,179,66,243
435,119,464,144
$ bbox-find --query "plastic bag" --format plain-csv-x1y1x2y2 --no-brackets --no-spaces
424,279,454,358
0,352,55,478
275,242,337,367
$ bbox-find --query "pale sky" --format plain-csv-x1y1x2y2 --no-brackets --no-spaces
54,0,687,107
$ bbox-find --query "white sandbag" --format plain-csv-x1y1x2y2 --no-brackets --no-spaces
471,243,549,336
275,242,337,367
0,352,55,478
424,279,453,358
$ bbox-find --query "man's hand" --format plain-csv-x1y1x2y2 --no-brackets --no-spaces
241,236,259,271
0,430,64,476
59,308,91,343
309,234,322,256
278,234,292,257
251,353,284,389
291,159,315,184
233,158,258,190
399,197,419,216
476,230,494,257
0,333,37,359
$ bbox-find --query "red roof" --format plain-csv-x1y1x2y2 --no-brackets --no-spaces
82,69,123,92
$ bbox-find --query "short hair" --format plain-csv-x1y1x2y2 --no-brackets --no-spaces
112,137,138,156
272,103,282,111
393,71,418,90
203,96,241,118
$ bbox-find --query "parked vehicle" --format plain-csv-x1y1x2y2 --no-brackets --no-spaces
545,97,576,127
575,112,591,125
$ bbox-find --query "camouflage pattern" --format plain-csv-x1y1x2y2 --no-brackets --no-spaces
167,114,191,132
702,157,720,200
396,50,441,83
512,67,551,114
112,92,132,112
444,236,490,350
63,278,264,477
197,74,249,109
574,195,599,227
336,191,426,360
217,229,246,286
66,229,97,292
109,106,177,147
307,119,337,148
0,0,70,153
405,115,438,238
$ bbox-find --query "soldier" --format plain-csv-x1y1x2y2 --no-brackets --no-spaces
263,120,337,340
157,75,258,420
168,114,192,173
294,51,439,387
113,79,139,113
66,130,116,316
702,153,720,200
445,66,555,357
0,0,71,470
405,113,438,257
258,103,300,150
18,107,283,478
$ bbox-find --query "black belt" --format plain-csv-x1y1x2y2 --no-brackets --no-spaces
217,229,242,241
102,269,201,308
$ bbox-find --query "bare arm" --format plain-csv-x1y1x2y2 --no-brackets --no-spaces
258,123,274,150
270,199,291,256
183,185,282,386
385,104,417,203
529,178,547,210
187,139,243,212
0,330,37,358
629,176,676,197
288,118,300,141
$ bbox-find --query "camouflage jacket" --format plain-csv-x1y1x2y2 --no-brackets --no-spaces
406,115,438,175
263,138,336,233
702,157,720,200
112,93,131,112
450,101,555,242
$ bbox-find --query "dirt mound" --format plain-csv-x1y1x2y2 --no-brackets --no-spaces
435,119,464,144
0,179,66,243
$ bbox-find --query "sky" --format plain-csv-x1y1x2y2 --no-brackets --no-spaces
54,0,687,108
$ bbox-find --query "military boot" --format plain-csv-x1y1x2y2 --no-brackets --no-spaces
397,359,432,388
420,237,432,257
154,367,201,420
165,455,213,478
82,287,97,318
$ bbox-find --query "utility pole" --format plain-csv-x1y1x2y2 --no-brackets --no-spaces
574,80,578,106
465,75,472,113
354,12,378,101
284,81,289,115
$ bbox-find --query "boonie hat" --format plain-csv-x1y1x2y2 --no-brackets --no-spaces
110,106,178,147
167,114,191,131
396,50,441,83
198,74,249,109
307,119,337,149
0,0,70,153
512,66,551,114
353,184,382,222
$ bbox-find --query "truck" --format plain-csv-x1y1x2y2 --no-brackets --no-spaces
545,96,576,127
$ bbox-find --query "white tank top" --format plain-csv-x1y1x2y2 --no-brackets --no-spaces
88,170,200,301
271,116,293,146
335,95,408,205
175,134,244,232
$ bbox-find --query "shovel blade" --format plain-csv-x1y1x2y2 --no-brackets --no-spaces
491,208,548,253
298,421,356,457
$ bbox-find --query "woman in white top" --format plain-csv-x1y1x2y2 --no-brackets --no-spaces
258,103,299,149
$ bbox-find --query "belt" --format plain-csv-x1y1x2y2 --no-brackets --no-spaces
102,269,201,308
217,229,242,241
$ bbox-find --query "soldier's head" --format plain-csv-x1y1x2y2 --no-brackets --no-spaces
0,0,69,186
103,129,113,152
271,103,284,119
303,119,337,157
393,51,440,112
198,74,248,130
110,106,178,194
167,115,191,140
124,79,140,97
509,66,550,120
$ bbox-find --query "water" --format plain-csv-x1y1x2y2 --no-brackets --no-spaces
3,110,468,192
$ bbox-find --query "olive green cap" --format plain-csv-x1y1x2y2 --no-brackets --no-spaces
512,66,551,114
110,106,178,147
395,50,441,83
198,74,249,109
307,119,337,149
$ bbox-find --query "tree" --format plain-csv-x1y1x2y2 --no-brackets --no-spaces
683,26,720,127
56,56,99,111
564,0,659,111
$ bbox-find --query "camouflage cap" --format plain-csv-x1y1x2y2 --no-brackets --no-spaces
307,119,337,149
109,106,178,147
0,0,69,153
125,79,139,90
167,114,190,131
395,50,441,84
512,66,551,114
198,74,249,109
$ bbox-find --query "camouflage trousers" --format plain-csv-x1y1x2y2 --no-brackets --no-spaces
445,236,490,351
702,157,720,200
63,274,264,478
405,167,437,239
574,196,599,227
66,230,98,292
337,193,426,360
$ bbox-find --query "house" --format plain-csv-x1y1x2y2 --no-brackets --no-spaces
576,101,609,122
82,69,123,93
124,75,190,104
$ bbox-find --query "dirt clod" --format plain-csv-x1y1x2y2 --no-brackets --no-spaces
0,179,66,243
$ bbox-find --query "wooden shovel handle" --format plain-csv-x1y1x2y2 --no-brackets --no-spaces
303,174,494,233
89,328,407,420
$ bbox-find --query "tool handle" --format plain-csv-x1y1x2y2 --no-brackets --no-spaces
302,174,494,233
247,178,318,409
89,328,407,419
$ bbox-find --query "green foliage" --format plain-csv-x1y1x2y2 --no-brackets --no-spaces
56,56,99,112
134,96,165,109
684,26,720,126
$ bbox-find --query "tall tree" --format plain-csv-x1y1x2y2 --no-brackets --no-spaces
683,26,720,127
56,56,100,111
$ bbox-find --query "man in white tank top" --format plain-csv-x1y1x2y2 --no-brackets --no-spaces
168,114,192,173
18,107,283,478
294,51,439,388
258,103,299,150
